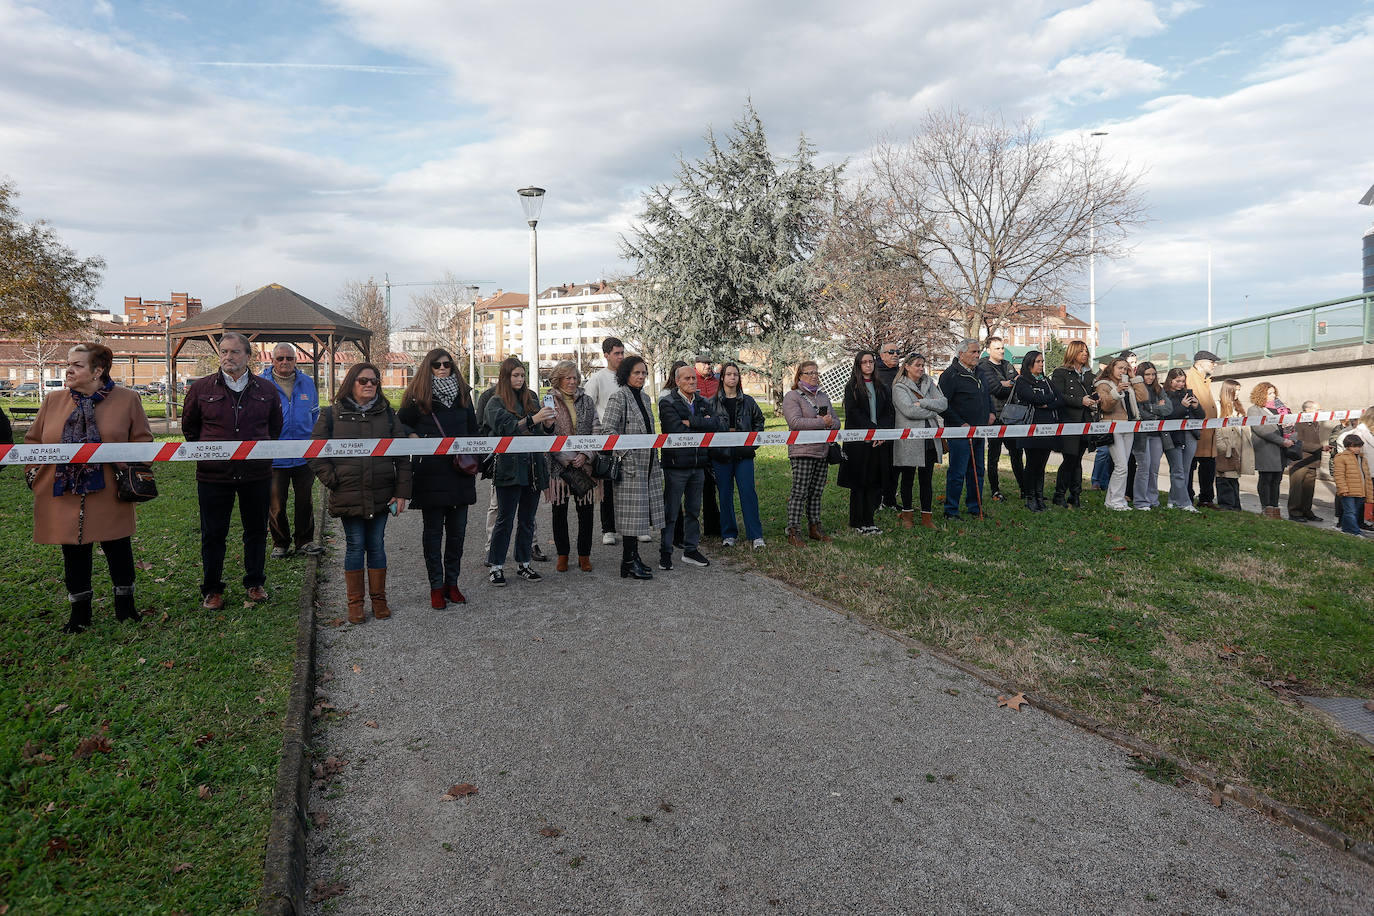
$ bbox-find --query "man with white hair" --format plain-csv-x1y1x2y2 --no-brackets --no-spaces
938,338,996,520
1287,399,1327,522
261,343,322,558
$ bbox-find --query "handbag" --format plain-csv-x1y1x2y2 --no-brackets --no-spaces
591,451,622,481
1283,439,1304,462
826,442,844,465
558,461,597,499
999,384,1031,425
432,412,481,477
113,462,158,502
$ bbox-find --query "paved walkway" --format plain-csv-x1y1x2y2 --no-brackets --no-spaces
305,483,1373,915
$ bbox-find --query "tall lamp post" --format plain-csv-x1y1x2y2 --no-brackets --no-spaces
1088,131,1108,360
517,186,546,388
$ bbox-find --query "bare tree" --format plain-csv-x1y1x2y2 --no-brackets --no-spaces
338,277,390,359
813,185,958,358
867,109,1146,341
410,273,478,365
20,333,64,388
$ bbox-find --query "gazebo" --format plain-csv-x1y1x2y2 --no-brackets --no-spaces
167,283,372,414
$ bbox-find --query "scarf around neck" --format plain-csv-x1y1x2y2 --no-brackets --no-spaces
432,374,459,409
53,377,115,497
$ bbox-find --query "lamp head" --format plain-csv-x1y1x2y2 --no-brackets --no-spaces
517,186,546,226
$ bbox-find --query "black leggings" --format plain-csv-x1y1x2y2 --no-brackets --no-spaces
62,537,136,596
1023,448,1051,499
897,444,938,512
1055,443,1086,497
551,499,594,557
1256,471,1282,508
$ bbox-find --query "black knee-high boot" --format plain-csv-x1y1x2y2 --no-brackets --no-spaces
114,584,140,623
64,590,93,634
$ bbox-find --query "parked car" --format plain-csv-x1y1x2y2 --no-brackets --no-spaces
13,382,40,397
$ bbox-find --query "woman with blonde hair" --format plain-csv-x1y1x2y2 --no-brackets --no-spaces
1093,356,1144,510
1212,378,1246,511
542,360,601,572
25,343,153,633
399,348,477,608
780,360,838,545
1050,339,1095,507
1246,381,1293,518
483,356,556,585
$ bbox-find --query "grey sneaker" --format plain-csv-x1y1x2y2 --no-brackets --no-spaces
299,542,325,556
752,538,766,549
601,532,617,546
270,547,289,560
721,537,736,548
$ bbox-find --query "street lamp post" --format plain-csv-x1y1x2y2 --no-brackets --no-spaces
1088,131,1108,361
517,186,546,390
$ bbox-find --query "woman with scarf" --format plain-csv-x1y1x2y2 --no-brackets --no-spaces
601,354,662,579
1010,350,1065,512
483,357,556,586
1129,362,1170,511
542,360,601,572
1093,357,1145,511
399,348,477,609
25,343,153,633
839,350,894,534
1246,381,1294,518
780,361,838,546
891,352,946,528
1211,378,1245,511
310,362,412,623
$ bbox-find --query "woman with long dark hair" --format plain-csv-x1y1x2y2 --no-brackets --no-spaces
600,354,663,579
1011,350,1065,511
310,362,412,623
1129,361,1169,510
25,343,153,633
399,348,477,608
839,350,894,534
891,352,945,528
709,362,766,548
1050,340,1095,508
482,356,555,585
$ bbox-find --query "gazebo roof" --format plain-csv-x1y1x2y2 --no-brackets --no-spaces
169,283,370,339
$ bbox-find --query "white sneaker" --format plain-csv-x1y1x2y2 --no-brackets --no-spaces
638,534,652,542
1177,504,1200,513
1107,504,1132,512
601,532,617,546
721,537,736,548
752,538,766,549
1134,505,1151,512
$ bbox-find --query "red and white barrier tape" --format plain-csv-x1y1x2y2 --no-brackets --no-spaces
1,410,1362,465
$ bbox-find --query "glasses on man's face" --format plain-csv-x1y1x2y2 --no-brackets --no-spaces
356,377,380,386
431,360,453,369
882,349,897,356
273,355,296,361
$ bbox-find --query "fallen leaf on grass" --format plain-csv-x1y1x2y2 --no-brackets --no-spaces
44,837,71,860
194,733,214,747
351,664,361,673
44,802,55,813
161,660,175,669
308,881,348,904
197,785,212,800
135,561,154,571
539,827,564,838
172,862,194,874
48,703,69,716
997,693,1029,711
364,720,378,729
443,783,478,800
1211,790,1223,808
73,736,113,758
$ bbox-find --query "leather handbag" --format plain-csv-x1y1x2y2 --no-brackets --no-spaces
432,413,481,476
113,462,158,502
591,451,622,481
999,385,1032,425
558,461,597,499
826,442,844,465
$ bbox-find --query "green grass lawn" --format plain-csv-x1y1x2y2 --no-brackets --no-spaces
730,438,1374,844
0,443,309,913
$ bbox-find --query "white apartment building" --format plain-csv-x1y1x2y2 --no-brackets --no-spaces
474,280,624,372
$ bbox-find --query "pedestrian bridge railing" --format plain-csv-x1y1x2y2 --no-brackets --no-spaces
1132,294,1374,369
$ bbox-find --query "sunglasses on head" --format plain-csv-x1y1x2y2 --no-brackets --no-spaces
431,360,453,369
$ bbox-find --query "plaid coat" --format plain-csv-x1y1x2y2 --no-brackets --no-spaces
602,385,665,536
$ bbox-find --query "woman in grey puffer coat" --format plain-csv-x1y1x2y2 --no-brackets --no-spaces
892,353,946,528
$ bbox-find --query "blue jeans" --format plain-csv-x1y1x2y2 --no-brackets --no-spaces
1339,496,1365,535
943,439,985,517
341,514,389,572
488,485,540,568
713,458,763,541
1091,445,1112,489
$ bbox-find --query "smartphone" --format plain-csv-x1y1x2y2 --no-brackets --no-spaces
387,501,400,517
542,393,556,410
818,405,829,416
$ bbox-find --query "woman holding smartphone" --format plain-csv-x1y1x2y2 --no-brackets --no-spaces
780,361,838,546
310,362,412,623
1093,356,1144,511
483,357,556,585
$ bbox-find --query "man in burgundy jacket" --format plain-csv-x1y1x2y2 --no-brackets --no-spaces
182,332,283,610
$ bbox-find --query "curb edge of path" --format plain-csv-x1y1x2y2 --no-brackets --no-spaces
257,500,328,916
753,567,1374,870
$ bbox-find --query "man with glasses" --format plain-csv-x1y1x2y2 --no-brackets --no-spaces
262,343,322,559
183,332,284,610
976,336,1025,502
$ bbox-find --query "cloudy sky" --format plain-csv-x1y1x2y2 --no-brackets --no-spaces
2,0,1372,348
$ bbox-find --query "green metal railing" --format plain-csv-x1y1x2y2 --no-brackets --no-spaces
1131,294,1374,369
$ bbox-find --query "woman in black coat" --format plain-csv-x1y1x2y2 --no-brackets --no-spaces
398,348,478,609
839,350,894,534
1050,339,1096,507
1012,350,1065,512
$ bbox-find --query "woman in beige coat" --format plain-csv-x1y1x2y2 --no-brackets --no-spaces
25,343,154,633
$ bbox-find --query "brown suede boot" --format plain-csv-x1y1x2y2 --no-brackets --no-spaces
556,555,569,572
807,523,832,542
345,569,366,624
578,555,592,572
920,511,935,529
367,568,391,620
899,510,914,529
786,527,806,548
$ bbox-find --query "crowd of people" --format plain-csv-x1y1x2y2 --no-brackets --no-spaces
17,333,1373,633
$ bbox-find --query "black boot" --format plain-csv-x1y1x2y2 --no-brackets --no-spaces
63,590,93,634
620,541,653,580
114,585,140,623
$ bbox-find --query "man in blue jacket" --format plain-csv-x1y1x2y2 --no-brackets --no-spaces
939,338,996,520
263,343,323,558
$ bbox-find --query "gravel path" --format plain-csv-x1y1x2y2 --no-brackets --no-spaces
305,483,1373,915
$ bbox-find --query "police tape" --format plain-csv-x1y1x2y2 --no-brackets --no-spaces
0,409,1362,465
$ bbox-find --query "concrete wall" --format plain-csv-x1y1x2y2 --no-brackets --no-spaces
1208,343,1374,412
